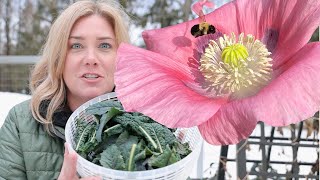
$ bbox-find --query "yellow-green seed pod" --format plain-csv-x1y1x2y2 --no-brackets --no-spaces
222,43,249,67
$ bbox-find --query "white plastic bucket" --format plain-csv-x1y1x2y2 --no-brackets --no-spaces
65,92,203,180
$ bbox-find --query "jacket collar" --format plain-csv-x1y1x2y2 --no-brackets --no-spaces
39,100,73,141
39,100,72,128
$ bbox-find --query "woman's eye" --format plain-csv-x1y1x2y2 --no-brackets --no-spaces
99,43,111,49
71,43,82,49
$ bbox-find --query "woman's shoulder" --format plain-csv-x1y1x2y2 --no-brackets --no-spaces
5,99,38,129
8,99,32,117
12,98,31,108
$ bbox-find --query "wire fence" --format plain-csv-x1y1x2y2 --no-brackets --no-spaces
0,56,38,94
215,118,319,180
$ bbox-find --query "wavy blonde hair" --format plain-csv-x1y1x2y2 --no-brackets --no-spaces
30,0,130,134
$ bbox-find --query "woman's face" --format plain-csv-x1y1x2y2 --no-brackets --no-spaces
64,15,117,111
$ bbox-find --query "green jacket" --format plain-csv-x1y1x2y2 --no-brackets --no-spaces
0,100,69,179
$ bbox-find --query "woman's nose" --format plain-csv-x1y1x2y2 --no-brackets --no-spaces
84,49,98,66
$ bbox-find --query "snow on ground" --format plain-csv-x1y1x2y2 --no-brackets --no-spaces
190,122,319,179
0,92,31,127
0,92,318,179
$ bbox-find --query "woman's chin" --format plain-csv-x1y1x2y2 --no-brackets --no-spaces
84,91,113,101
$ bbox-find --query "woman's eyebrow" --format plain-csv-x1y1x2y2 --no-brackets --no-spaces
69,36,84,40
68,36,114,40
97,36,114,40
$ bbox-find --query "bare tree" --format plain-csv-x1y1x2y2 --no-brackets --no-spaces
15,0,68,55
4,0,12,55
182,0,193,22
0,0,3,54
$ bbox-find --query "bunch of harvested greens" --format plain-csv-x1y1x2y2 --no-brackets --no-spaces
74,100,192,171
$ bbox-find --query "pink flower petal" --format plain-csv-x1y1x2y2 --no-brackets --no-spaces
256,0,320,69
198,100,257,145
142,20,199,64
248,43,320,126
115,0,320,146
209,0,320,69
199,43,320,145
115,43,227,128
143,0,320,69
142,2,238,62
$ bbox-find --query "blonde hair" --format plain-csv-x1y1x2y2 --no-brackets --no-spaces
30,0,130,134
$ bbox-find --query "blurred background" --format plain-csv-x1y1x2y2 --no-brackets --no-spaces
0,0,234,93
0,0,318,94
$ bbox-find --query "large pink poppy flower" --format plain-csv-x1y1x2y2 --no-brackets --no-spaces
115,0,320,145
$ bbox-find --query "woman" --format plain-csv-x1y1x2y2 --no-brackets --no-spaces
0,0,130,179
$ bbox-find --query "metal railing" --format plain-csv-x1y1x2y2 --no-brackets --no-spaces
0,56,39,94
216,118,319,180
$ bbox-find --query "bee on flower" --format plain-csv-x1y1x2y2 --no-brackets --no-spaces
115,0,320,145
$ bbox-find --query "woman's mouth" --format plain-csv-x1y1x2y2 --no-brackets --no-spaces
83,73,100,79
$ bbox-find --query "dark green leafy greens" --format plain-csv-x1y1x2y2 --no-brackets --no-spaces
74,100,192,171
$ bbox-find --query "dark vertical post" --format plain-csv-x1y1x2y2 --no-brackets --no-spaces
266,127,275,169
237,139,247,179
260,122,267,180
217,145,229,180
291,122,303,180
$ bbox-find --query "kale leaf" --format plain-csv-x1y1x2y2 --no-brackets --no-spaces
100,144,126,170
148,145,181,168
96,107,123,142
86,101,123,115
74,100,192,171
